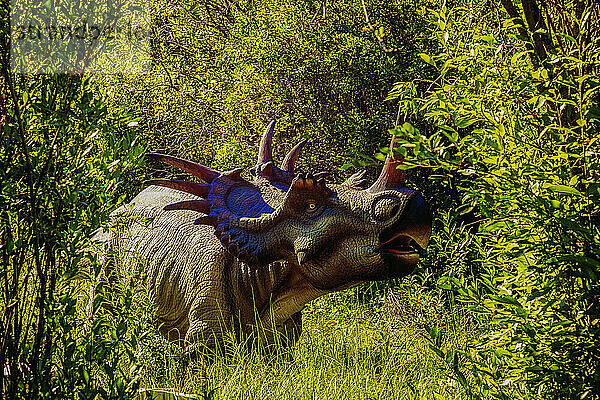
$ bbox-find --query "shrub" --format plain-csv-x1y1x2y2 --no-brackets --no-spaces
386,0,600,397
100,0,436,178
0,20,151,396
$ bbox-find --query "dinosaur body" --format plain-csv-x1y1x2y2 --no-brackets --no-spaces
96,122,432,352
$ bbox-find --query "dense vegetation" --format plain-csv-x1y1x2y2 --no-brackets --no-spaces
1,0,598,399
388,1,600,397
103,0,436,176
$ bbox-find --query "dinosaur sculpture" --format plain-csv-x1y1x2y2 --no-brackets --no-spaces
96,121,431,353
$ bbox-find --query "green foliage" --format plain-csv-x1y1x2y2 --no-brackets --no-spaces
385,0,600,397
0,23,152,397
101,0,436,177
54,265,154,399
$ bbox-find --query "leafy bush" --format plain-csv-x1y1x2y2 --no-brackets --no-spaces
0,15,152,395
386,0,600,397
101,0,436,177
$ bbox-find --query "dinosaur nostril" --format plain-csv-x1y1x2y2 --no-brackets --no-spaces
372,196,405,221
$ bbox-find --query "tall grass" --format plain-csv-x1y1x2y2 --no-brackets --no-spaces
134,280,474,399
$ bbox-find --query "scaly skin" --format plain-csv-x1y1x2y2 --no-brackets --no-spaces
94,121,432,353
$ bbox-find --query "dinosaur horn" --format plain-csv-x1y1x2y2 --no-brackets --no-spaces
164,199,211,214
146,153,219,182
194,216,218,227
144,179,211,198
280,139,307,172
257,120,276,165
368,136,406,192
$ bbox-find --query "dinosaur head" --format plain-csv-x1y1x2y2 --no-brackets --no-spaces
146,121,431,291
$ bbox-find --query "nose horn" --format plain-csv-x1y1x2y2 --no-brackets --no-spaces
368,136,406,192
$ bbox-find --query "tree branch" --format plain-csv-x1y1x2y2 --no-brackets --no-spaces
499,0,540,68
521,0,553,61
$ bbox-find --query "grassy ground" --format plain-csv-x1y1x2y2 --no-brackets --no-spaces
135,281,474,400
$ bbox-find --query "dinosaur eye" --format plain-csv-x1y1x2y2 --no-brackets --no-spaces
306,202,317,211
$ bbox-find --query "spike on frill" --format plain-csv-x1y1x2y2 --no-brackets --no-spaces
280,139,306,172
257,120,276,165
146,153,219,183
164,200,211,214
144,179,210,198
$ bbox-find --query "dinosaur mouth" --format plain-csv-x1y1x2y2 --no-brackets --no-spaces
377,233,424,256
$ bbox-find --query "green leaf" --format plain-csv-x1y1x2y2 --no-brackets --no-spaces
558,32,576,43
82,367,90,385
543,184,582,196
490,295,521,306
494,348,513,358
511,50,529,66
456,116,478,128
419,53,435,67
428,344,445,359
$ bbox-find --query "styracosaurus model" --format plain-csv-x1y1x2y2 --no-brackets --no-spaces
93,121,432,353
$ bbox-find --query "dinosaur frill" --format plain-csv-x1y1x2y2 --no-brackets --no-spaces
145,121,406,267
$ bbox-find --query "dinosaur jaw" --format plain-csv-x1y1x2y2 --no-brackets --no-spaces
375,192,431,278
378,233,423,256
381,252,420,277
377,232,427,278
